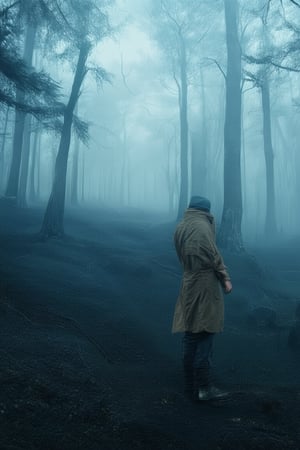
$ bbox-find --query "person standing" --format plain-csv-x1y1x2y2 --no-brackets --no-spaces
172,196,232,401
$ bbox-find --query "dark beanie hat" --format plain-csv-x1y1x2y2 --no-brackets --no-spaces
188,196,211,212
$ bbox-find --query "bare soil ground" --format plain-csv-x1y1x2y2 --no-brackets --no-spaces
0,202,299,450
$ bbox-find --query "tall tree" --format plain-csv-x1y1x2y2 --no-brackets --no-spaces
260,75,277,235
5,21,37,199
0,1,62,203
0,105,10,190
70,134,80,206
176,26,188,219
40,0,112,238
218,0,244,252
27,121,40,202
18,111,33,206
191,69,208,197
151,0,211,219
41,41,89,236
242,1,300,236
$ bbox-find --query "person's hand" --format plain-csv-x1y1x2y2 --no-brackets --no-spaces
223,280,232,294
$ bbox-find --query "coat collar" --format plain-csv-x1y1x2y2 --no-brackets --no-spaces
184,208,215,224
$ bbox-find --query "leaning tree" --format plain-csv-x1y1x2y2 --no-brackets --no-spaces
40,0,113,238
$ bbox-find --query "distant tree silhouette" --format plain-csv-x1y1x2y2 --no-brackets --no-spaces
1,1,62,200
150,0,212,219
5,22,37,199
0,2,60,114
243,2,300,237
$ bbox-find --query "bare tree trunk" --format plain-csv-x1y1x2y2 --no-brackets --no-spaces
5,23,36,199
18,114,32,206
40,41,89,238
28,124,39,202
191,132,205,196
127,156,130,206
70,102,80,206
177,34,189,219
119,114,128,205
0,106,10,191
70,136,80,205
191,69,207,196
166,135,176,215
81,150,85,203
36,132,42,200
261,79,277,236
218,0,244,252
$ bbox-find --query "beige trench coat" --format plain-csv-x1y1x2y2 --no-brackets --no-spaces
172,209,230,334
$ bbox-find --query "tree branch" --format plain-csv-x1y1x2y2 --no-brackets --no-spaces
0,1,19,17
161,0,181,31
290,0,300,7
244,53,300,72
119,52,134,95
271,61,300,72
171,59,181,107
206,58,226,81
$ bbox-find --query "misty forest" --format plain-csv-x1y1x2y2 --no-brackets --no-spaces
1,0,300,448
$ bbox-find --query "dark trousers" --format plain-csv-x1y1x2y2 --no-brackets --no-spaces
183,331,214,370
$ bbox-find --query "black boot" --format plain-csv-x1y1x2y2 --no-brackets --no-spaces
194,367,228,401
194,367,211,401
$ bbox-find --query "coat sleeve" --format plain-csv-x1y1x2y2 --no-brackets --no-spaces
210,241,231,285
173,227,184,265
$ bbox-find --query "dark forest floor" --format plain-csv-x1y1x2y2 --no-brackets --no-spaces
0,201,300,450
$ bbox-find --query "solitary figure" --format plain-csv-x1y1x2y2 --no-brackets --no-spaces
172,196,232,401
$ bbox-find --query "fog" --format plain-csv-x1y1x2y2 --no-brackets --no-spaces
1,0,300,245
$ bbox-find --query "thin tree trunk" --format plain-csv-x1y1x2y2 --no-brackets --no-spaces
18,114,32,206
70,136,80,205
5,23,36,199
241,90,246,216
81,150,85,203
127,157,130,205
36,132,42,200
120,114,128,205
70,102,80,206
165,136,175,215
177,34,189,219
191,69,207,196
40,41,89,237
261,79,276,235
218,0,243,252
28,124,39,202
0,106,9,191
